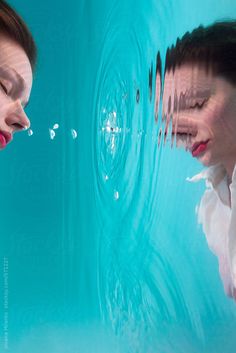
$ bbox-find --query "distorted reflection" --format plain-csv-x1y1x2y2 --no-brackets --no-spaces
156,20,236,300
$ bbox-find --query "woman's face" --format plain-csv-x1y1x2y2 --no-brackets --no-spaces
159,63,236,174
0,33,32,149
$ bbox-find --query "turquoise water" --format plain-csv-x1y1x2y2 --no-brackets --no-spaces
1,0,236,352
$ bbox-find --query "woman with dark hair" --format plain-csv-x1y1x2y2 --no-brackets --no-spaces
0,0,37,149
157,20,236,300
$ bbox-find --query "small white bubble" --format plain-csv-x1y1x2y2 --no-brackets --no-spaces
114,127,121,133
27,129,33,136
49,129,56,140
111,135,115,151
53,123,59,129
105,126,111,133
108,111,117,120
71,129,78,139
102,108,106,113
114,190,119,200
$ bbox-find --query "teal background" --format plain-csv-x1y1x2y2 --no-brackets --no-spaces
0,0,236,352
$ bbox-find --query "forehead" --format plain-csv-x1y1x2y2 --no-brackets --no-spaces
0,34,32,95
163,64,214,96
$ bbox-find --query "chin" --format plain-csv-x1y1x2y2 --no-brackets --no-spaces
199,159,211,167
198,154,219,168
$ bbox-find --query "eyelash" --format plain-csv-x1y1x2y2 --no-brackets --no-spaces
0,81,8,95
189,101,206,109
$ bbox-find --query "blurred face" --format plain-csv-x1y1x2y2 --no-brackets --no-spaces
0,33,32,149
158,63,236,176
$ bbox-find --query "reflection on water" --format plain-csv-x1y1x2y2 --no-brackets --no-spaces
91,14,236,353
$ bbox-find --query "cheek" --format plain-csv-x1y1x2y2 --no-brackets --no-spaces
200,102,227,133
0,94,9,115
208,95,236,128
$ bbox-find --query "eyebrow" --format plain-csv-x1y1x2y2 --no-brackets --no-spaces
186,88,211,98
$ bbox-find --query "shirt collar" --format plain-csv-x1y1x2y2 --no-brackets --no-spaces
186,163,236,207
186,164,226,187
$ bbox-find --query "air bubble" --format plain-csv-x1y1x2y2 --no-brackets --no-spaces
49,129,56,140
71,129,78,139
53,123,59,129
102,120,111,133
27,129,33,136
114,190,119,200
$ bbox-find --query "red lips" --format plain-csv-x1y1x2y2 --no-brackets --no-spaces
191,140,210,157
0,130,12,148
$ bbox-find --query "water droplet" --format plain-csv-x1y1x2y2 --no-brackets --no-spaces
49,129,56,140
27,129,33,136
104,175,109,181
114,190,119,200
71,129,78,139
53,123,59,129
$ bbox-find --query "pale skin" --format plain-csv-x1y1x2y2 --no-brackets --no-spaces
156,63,236,192
0,32,32,148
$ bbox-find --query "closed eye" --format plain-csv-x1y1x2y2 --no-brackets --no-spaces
189,100,207,109
0,81,8,95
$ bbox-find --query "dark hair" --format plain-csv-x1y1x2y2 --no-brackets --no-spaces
0,0,37,72
164,20,236,86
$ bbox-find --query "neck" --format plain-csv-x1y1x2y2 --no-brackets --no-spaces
223,161,236,209
223,160,236,186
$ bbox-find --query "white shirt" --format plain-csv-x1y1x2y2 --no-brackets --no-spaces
187,163,236,299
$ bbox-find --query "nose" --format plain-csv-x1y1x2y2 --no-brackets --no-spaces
5,99,30,132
